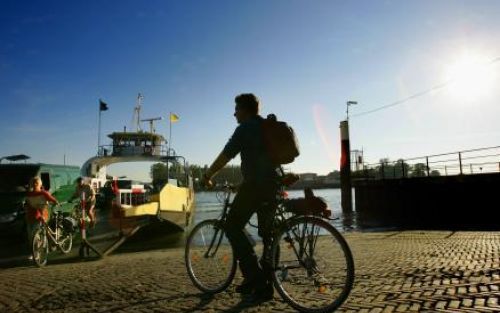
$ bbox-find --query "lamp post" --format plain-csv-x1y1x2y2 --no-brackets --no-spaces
346,100,358,120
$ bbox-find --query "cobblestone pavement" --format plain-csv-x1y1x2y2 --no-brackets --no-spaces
1,231,500,313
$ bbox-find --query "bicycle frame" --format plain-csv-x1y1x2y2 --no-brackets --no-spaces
208,182,324,273
276,217,321,273
203,186,233,258
34,208,66,250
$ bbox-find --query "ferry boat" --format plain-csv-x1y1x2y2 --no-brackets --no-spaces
81,96,195,232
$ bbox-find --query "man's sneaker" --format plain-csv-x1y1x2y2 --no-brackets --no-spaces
249,282,274,303
235,278,256,294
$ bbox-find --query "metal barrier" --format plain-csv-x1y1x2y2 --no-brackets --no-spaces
357,145,500,179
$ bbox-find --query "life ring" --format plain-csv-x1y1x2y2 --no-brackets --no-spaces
144,146,152,154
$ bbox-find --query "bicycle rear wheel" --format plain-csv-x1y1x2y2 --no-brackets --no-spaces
271,216,354,313
185,219,236,293
32,228,49,267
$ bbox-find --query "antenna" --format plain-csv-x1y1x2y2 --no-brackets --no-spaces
140,117,163,133
132,93,144,132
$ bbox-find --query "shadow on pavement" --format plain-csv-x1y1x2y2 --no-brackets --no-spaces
114,220,186,254
218,295,279,313
178,294,215,313
91,292,208,313
0,219,187,269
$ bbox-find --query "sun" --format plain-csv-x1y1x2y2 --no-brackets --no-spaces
445,53,497,102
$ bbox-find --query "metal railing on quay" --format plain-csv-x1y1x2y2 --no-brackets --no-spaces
355,145,500,180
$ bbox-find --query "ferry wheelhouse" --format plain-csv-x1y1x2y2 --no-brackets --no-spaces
102,132,164,157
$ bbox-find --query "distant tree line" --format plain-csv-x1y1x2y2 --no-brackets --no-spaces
149,163,343,190
150,163,242,190
149,158,438,191
188,164,242,188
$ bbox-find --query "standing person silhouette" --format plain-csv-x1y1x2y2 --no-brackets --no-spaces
202,93,278,302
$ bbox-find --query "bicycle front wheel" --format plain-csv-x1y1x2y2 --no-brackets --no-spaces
32,228,49,267
57,226,73,254
271,216,354,313
185,219,237,293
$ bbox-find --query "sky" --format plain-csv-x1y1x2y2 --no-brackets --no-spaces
1,0,499,178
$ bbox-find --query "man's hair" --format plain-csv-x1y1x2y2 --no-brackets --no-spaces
235,93,260,115
76,177,83,184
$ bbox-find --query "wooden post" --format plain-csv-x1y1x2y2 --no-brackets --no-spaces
340,120,352,214
459,152,463,175
426,156,430,176
80,191,86,240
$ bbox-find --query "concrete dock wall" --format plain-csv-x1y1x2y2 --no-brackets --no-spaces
353,173,500,229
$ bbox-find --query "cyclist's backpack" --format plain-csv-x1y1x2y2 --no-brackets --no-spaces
262,114,300,165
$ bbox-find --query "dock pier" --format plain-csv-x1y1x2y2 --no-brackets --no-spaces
350,146,500,229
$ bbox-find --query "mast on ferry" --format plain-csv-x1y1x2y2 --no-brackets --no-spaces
132,93,144,132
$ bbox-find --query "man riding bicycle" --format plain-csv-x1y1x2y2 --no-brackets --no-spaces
202,93,279,302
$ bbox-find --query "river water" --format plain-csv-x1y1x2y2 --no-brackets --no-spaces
193,188,356,237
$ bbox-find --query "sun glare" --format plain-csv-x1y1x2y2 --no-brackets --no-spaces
445,53,497,102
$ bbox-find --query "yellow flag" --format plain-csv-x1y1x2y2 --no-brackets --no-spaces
170,113,179,123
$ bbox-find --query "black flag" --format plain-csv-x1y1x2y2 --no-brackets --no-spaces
99,99,109,111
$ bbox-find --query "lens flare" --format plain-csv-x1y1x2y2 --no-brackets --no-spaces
312,105,338,166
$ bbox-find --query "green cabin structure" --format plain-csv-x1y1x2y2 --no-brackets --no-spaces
0,156,80,242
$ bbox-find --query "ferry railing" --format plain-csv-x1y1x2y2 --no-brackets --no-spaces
356,145,500,180
97,144,175,157
97,145,113,156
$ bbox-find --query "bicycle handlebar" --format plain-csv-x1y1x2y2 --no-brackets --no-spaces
48,201,69,208
221,184,238,193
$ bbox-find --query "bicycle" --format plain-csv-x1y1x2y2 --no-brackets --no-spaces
185,174,354,313
31,203,77,267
